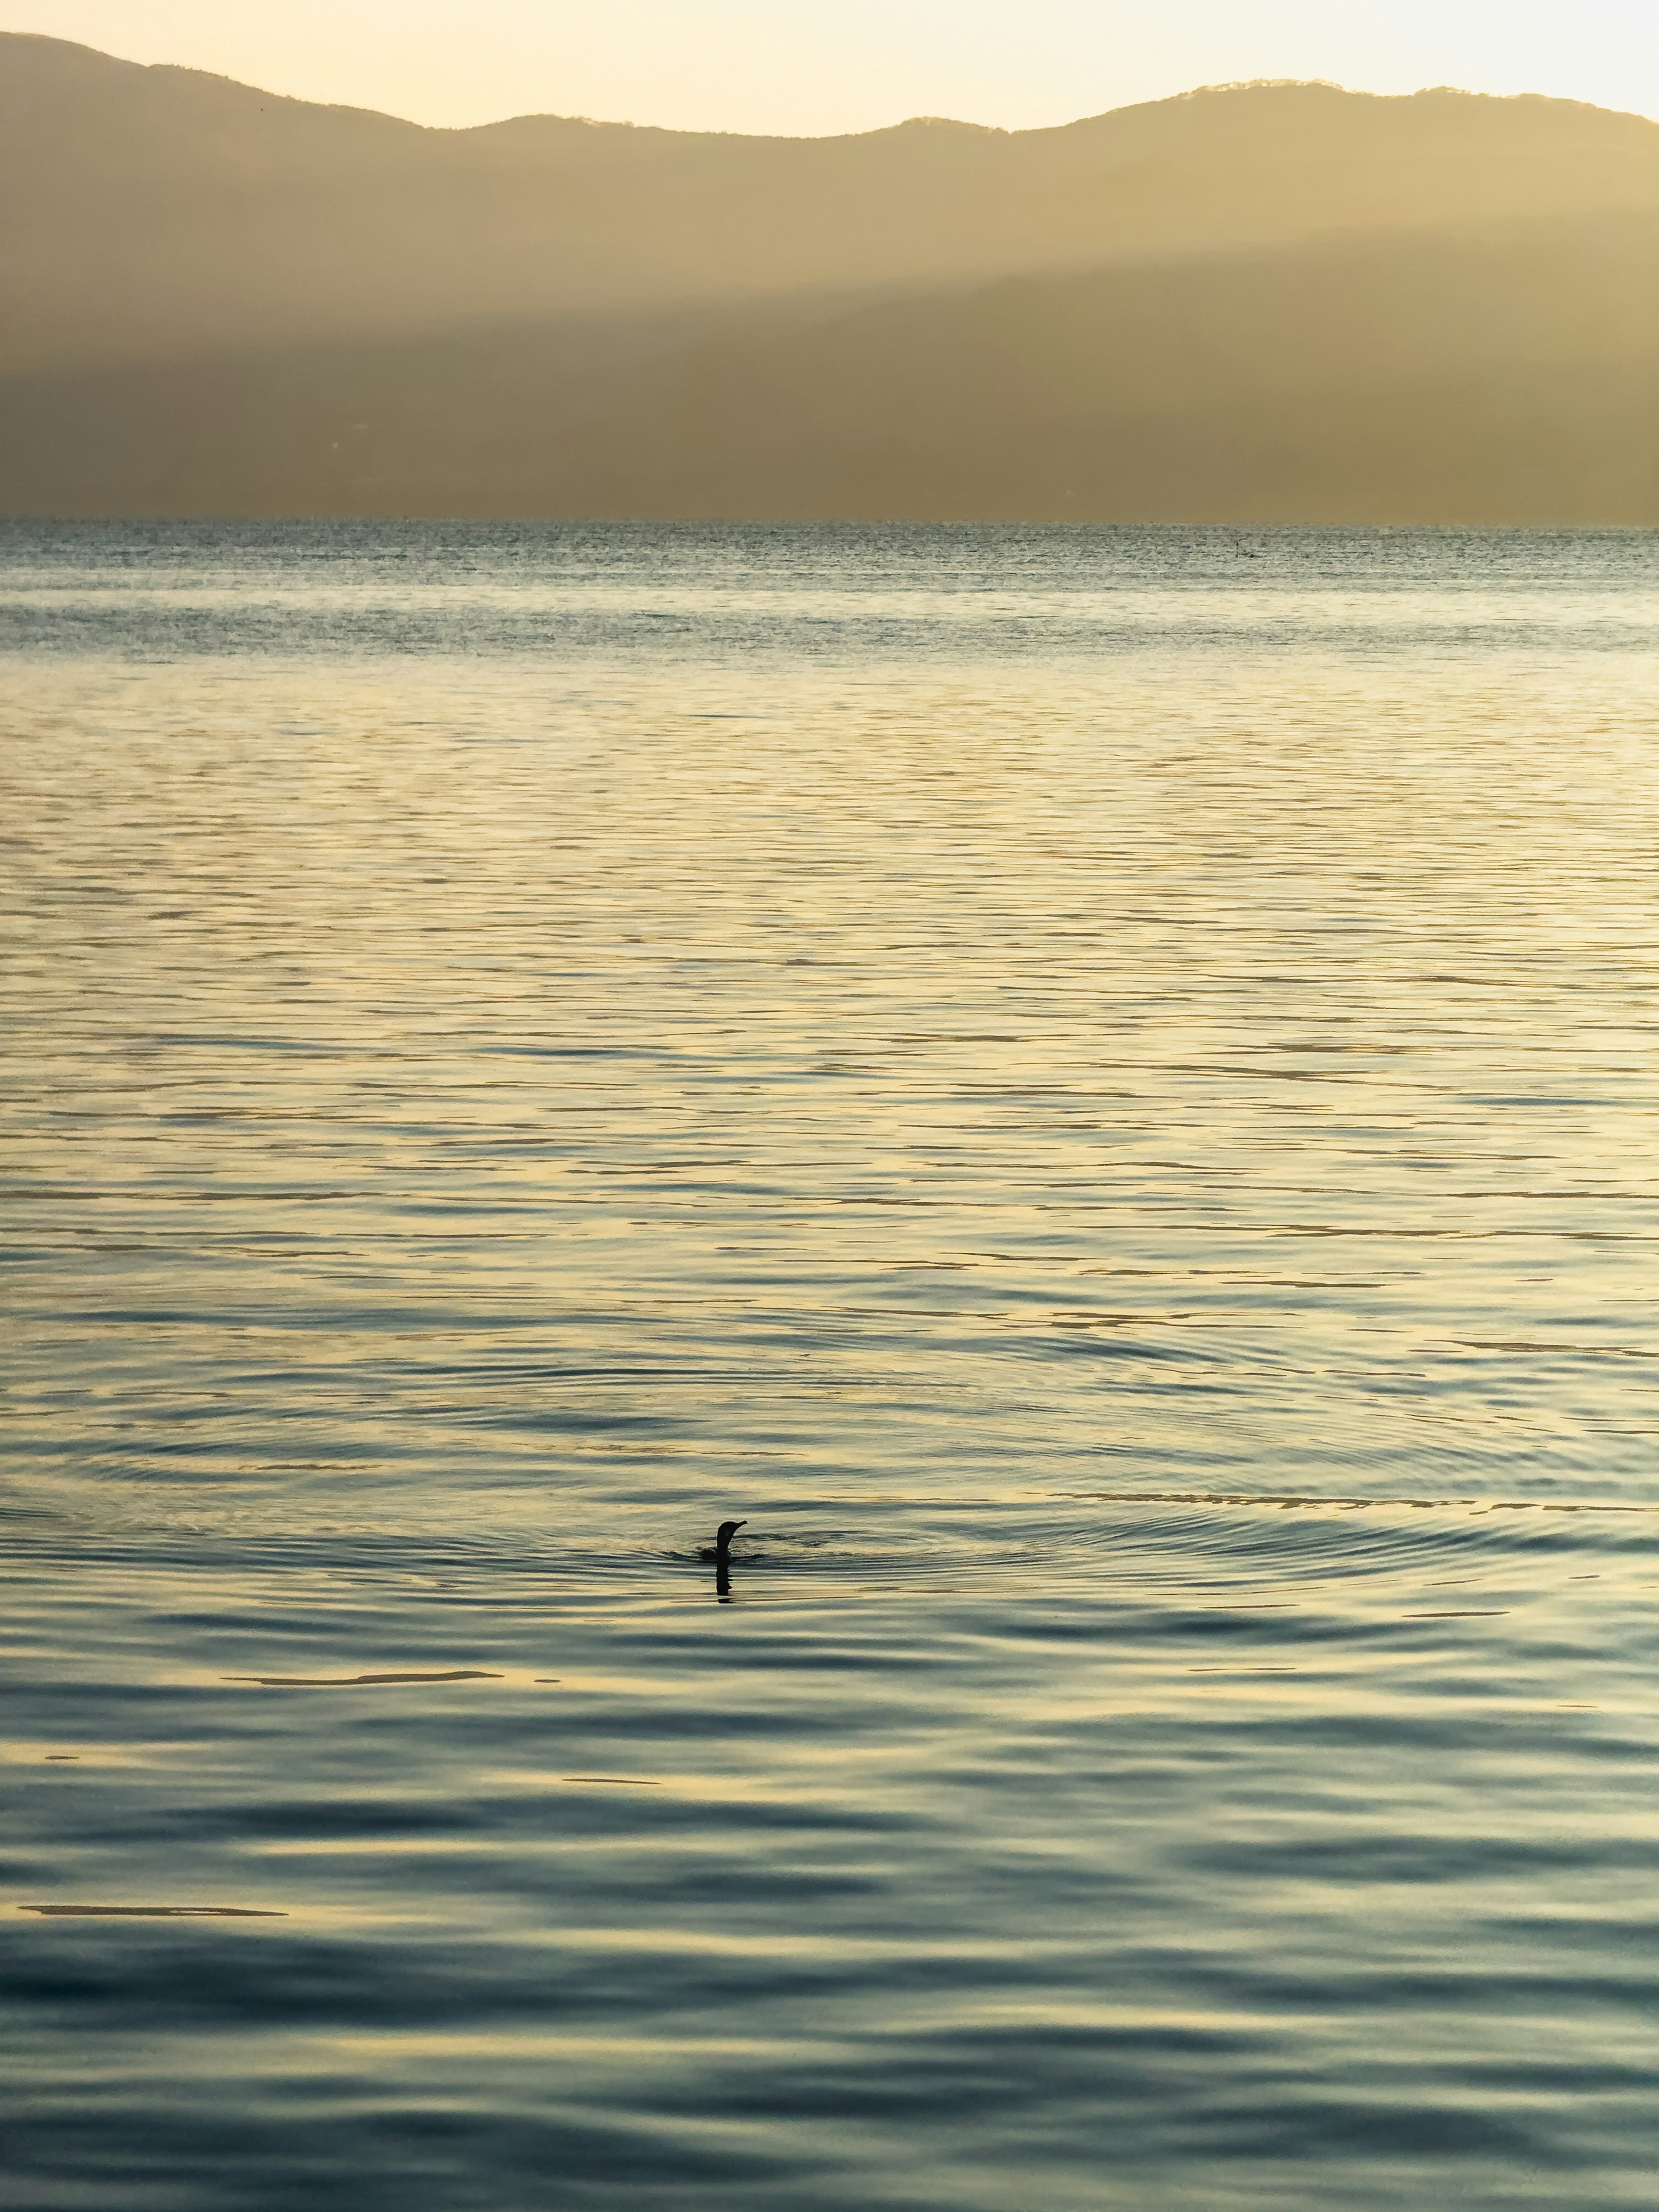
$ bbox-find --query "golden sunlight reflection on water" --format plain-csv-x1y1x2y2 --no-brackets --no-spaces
3,524,1659,2210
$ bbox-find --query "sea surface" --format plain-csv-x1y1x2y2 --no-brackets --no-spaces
4,521,1659,2210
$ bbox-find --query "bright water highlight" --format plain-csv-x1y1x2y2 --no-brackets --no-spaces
4,522,1659,2209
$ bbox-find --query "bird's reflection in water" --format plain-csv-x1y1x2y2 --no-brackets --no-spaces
715,1559,733,1602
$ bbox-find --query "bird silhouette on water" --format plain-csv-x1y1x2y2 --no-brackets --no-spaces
700,1519,746,1599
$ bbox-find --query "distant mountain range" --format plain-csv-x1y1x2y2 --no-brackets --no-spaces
3,34,1657,520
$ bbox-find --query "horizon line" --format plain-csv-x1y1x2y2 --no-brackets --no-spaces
9,32,1656,143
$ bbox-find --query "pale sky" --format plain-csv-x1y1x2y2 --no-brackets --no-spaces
8,0,1658,135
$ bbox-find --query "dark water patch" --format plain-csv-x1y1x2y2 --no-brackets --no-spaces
223,1670,505,1688
1398,1609,1509,1618
20,1905,286,1918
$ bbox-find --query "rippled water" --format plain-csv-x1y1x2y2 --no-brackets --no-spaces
5,522,1659,2209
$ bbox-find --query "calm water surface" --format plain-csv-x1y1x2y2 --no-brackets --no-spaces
4,523,1659,2209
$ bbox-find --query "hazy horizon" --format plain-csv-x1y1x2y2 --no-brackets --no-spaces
6,24,1659,140
7,0,1657,134
7,27,1659,139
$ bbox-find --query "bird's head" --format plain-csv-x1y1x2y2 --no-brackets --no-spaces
716,1519,747,1545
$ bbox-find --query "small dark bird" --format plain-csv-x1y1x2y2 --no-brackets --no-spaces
699,1519,747,1563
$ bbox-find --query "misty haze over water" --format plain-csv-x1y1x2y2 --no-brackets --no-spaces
5,521,1659,2209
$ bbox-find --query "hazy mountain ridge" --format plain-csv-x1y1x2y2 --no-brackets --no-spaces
4,34,1658,519
9,33,1659,372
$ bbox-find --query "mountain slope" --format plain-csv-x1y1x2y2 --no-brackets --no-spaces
5,214,1655,521
557,216,1659,521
